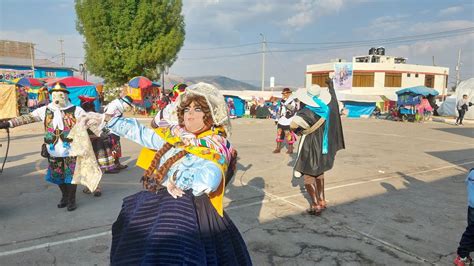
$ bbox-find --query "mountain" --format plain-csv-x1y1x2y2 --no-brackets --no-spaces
165,74,259,91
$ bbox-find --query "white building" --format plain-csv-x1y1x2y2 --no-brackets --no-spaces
305,48,449,100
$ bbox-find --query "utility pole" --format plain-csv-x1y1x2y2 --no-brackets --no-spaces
29,42,35,78
161,68,165,95
260,33,266,92
455,48,462,87
59,38,65,66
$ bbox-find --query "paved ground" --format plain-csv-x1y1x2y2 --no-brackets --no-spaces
0,117,473,265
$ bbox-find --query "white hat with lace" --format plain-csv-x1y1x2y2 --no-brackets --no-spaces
177,82,232,135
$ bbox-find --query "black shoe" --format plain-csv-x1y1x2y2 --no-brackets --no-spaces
66,184,77,211
67,203,77,211
116,164,128,170
57,200,67,208
93,188,102,197
105,168,120,174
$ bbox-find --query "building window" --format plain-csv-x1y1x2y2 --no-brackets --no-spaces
415,73,419,78
425,75,434,88
385,73,402,87
407,73,411,77
352,72,374,87
45,71,56,77
311,72,330,87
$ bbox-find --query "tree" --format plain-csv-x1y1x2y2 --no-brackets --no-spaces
75,0,185,86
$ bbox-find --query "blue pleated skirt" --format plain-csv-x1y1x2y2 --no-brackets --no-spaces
110,190,252,265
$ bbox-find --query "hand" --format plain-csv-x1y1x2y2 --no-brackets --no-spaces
0,121,10,129
104,114,113,122
166,174,185,199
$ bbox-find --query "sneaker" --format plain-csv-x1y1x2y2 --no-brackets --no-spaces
454,255,472,266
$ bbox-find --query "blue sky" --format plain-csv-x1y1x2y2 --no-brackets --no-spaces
1,0,473,87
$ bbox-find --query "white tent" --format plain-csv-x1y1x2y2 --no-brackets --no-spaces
438,78,474,119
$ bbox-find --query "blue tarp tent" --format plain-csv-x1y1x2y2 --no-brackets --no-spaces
224,95,245,117
396,86,439,97
396,86,439,107
48,77,100,112
343,101,376,118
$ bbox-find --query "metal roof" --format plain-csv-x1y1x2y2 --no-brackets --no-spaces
0,56,76,71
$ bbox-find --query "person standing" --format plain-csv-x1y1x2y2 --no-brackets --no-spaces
270,100,280,124
291,80,345,215
227,98,236,118
454,168,474,266
151,83,187,128
144,96,152,116
456,94,472,126
273,88,297,154
104,95,134,170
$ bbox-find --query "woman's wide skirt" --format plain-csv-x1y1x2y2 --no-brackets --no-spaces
110,190,252,265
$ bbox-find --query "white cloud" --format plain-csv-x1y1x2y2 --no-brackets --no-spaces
182,0,349,44
355,14,410,37
284,0,345,30
408,20,474,33
439,6,464,16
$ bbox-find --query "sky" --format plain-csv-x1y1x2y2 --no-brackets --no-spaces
1,0,473,87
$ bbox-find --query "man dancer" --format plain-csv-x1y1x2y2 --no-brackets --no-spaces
273,88,297,154
0,83,86,211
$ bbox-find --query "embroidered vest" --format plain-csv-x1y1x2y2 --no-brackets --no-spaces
43,106,77,146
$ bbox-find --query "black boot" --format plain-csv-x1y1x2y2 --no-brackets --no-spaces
272,142,282,153
286,144,294,154
57,184,68,208
114,158,128,170
67,184,77,211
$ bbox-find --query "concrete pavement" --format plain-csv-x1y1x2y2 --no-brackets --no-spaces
0,117,473,265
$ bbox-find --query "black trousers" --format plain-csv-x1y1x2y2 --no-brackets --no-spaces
457,109,466,124
457,207,474,257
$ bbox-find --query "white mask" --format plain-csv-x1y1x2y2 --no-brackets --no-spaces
51,91,69,108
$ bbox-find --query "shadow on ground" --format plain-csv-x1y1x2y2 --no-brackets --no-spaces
232,169,469,265
433,127,474,138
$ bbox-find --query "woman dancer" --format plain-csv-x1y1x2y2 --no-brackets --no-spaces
88,83,251,265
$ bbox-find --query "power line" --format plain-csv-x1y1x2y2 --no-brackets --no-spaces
179,27,474,60
181,42,260,51
34,47,56,57
266,43,291,83
268,29,474,54
267,27,474,45
180,50,261,60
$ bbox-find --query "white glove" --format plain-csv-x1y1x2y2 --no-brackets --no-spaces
166,172,185,199
79,112,107,136
104,98,125,117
